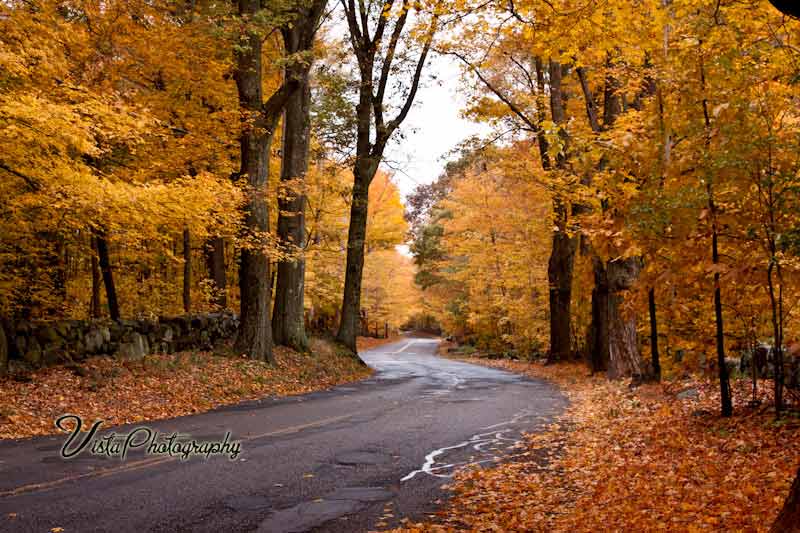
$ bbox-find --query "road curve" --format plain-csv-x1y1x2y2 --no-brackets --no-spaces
0,336,567,533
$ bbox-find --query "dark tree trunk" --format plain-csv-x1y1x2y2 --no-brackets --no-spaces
273,53,312,352
700,43,732,417
232,0,277,362
336,0,435,355
232,0,325,361
767,258,784,414
589,257,609,373
547,208,576,363
606,258,644,378
183,228,191,313
0,321,7,377
649,287,661,381
589,257,645,378
544,58,576,363
337,168,374,353
771,466,800,533
90,235,102,319
95,230,120,320
204,236,227,308
712,225,732,416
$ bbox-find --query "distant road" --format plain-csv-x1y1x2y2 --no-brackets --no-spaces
0,335,566,532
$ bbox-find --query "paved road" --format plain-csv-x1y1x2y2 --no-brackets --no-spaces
0,336,566,533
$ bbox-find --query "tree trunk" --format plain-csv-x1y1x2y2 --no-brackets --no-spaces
712,225,732,416
0,321,7,377
232,0,276,363
90,235,102,319
589,257,609,373
545,59,575,363
204,236,227,308
337,169,373,354
182,228,191,313
547,207,576,363
606,258,644,379
771,466,800,533
649,287,661,381
273,60,311,352
767,258,784,414
589,257,645,378
95,230,120,321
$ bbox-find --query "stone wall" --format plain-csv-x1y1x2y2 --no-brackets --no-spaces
0,312,239,372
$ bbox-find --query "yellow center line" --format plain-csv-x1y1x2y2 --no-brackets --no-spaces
0,413,353,499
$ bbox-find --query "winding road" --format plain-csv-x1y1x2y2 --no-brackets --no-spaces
0,335,566,532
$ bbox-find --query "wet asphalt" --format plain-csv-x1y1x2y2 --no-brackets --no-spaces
0,335,567,533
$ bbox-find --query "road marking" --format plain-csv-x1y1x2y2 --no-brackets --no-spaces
401,409,535,482
244,413,352,440
0,414,353,499
386,341,415,354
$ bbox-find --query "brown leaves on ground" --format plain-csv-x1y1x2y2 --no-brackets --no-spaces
0,338,372,440
391,358,800,533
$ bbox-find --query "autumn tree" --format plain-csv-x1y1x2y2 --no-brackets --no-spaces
232,0,325,362
272,2,328,352
336,0,439,352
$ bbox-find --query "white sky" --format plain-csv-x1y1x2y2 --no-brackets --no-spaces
324,11,489,200
381,53,489,199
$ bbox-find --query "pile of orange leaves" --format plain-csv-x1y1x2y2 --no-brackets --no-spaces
390,359,800,532
0,338,372,440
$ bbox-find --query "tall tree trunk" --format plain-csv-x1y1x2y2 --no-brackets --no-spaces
545,58,575,363
204,237,227,308
771,466,800,533
95,230,120,321
548,208,576,363
580,59,647,379
90,235,102,319
273,58,312,352
711,216,732,416
767,258,784,413
232,0,276,363
649,287,661,381
183,228,191,313
337,166,374,353
589,257,609,373
700,44,732,417
0,321,7,377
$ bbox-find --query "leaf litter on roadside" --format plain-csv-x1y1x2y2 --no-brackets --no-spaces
386,359,800,533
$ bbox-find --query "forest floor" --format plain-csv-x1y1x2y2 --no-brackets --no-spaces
0,337,372,440
390,348,800,532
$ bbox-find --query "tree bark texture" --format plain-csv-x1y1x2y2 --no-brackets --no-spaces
649,287,661,381
90,235,102,319
204,236,227,308
273,39,312,351
232,0,276,362
337,168,374,353
545,58,576,363
182,228,191,313
95,230,120,321
589,257,646,378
